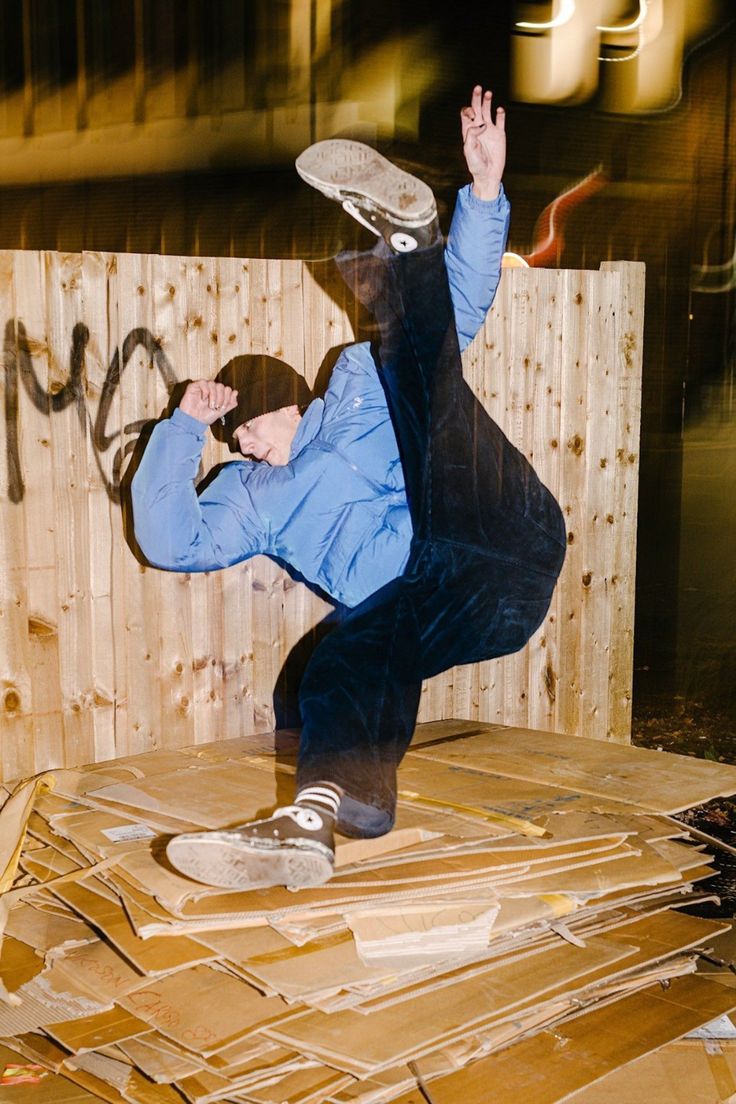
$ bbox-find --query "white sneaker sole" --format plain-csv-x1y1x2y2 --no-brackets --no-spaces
166,831,334,891
295,139,436,228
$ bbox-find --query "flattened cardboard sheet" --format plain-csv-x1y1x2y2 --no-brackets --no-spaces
0,934,45,993
49,879,217,976
118,963,294,1057
45,1005,150,1053
409,722,736,813
263,936,637,1074
569,1038,736,1104
86,760,280,830
402,974,736,1104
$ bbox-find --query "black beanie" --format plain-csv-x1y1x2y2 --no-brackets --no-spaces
211,355,313,443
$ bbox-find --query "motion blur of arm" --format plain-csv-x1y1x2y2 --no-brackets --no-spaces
445,85,511,352
130,380,265,571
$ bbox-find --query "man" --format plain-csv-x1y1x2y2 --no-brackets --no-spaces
131,87,566,891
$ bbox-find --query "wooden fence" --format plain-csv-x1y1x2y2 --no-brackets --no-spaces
0,250,644,780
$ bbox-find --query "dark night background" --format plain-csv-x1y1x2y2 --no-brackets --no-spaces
0,0,734,758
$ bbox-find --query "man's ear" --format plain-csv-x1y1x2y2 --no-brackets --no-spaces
285,404,301,420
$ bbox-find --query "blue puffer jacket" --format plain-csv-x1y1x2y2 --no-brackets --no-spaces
131,184,511,608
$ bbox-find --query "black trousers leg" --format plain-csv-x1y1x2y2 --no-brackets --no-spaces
297,239,565,836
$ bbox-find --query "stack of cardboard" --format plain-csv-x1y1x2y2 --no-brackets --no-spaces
2,721,736,1104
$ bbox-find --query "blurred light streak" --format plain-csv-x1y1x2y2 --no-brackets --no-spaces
511,0,612,105
516,0,576,30
692,229,736,294
512,0,730,111
598,1,649,33
598,0,662,63
501,252,531,268
517,168,608,267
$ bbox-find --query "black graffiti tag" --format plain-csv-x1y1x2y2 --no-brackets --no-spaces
3,320,177,504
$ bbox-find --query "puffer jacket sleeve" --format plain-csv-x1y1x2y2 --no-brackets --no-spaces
445,183,511,353
130,408,266,571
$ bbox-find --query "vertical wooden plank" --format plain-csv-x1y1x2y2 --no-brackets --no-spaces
0,252,37,779
184,256,223,745
553,268,590,739
602,260,645,742
102,252,129,761
216,255,257,741
246,257,285,731
503,267,537,727
147,252,195,752
116,251,161,757
526,267,565,733
577,269,618,742
12,250,64,773
80,250,117,762
481,266,516,725
280,259,307,380
44,250,95,768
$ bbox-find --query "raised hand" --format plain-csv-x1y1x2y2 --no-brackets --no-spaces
461,85,506,201
179,379,239,426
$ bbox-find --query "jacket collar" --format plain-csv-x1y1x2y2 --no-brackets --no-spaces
289,398,325,460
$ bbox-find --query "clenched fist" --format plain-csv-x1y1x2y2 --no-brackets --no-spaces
179,380,239,426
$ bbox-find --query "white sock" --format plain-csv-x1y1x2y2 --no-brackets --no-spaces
295,784,341,820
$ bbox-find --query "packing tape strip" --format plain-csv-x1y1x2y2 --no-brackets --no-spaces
705,1044,736,1099
247,929,353,965
397,791,549,838
539,893,577,918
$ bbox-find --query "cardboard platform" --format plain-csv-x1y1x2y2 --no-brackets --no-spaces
2,720,736,1103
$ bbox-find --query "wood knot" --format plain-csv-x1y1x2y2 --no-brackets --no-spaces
543,663,557,704
28,615,57,638
3,688,21,714
582,572,592,588
567,434,584,457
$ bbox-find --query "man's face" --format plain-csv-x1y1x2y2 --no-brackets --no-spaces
233,405,302,466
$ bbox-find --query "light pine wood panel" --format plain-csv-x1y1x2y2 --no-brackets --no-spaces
0,251,644,777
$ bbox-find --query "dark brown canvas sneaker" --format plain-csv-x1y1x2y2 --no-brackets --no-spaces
166,804,336,890
295,138,439,252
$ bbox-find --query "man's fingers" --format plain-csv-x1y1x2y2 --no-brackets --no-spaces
209,383,228,409
463,121,486,146
221,384,239,410
186,379,239,415
465,86,507,136
460,105,475,138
